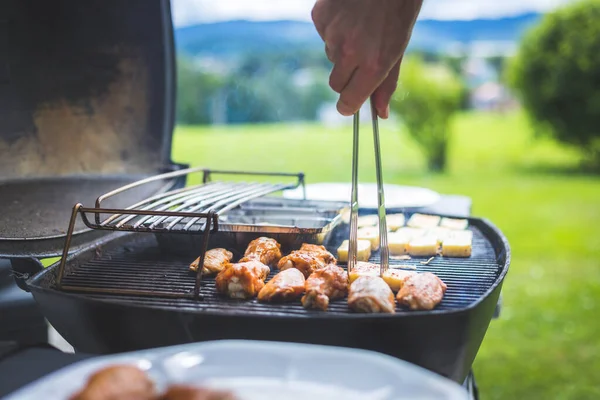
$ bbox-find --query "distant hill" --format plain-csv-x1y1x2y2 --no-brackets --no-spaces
175,13,541,58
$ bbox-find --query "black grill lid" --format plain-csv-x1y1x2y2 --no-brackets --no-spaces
0,0,178,257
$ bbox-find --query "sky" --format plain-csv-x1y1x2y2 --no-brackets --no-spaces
171,0,574,27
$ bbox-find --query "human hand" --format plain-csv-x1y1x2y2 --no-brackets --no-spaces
312,0,423,118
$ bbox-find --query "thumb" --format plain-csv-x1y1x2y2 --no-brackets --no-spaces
371,58,402,119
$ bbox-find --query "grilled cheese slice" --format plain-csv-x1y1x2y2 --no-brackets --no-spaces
408,235,439,257
387,232,411,255
386,214,405,231
425,227,453,246
407,213,441,229
357,226,380,251
357,214,379,228
337,239,371,262
442,231,473,257
440,217,469,230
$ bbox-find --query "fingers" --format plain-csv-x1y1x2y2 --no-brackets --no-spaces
329,60,357,93
371,58,402,119
336,66,388,116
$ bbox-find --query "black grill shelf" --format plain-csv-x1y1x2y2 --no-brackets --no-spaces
59,221,504,316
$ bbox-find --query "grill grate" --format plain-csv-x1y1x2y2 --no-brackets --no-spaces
59,222,504,315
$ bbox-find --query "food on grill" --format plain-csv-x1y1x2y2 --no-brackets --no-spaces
301,264,348,311
387,232,411,255
215,260,270,299
425,227,453,246
189,248,234,275
396,272,447,310
239,237,282,266
258,268,305,302
337,239,371,262
407,213,441,229
386,213,406,230
440,217,469,230
407,235,439,257
348,276,396,314
277,243,337,278
357,226,380,250
442,230,473,257
357,214,379,228
69,365,156,400
395,227,426,239
348,261,416,292
161,385,237,400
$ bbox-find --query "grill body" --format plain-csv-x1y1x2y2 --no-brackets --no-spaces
26,214,509,383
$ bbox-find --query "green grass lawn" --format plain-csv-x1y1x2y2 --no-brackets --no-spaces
173,111,600,399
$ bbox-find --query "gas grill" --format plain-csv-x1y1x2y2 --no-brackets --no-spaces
0,0,507,397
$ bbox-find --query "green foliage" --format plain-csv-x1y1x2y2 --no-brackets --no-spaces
391,58,464,171
507,0,600,166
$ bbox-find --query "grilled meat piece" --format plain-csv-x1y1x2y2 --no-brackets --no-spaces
215,260,270,299
348,276,396,314
189,248,233,275
258,268,305,302
396,272,447,310
161,385,237,400
69,365,156,400
301,264,348,311
348,261,416,292
239,237,282,266
277,243,337,278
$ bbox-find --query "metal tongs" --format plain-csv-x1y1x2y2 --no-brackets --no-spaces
347,98,389,278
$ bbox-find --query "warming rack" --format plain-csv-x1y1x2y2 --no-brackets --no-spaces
55,167,305,299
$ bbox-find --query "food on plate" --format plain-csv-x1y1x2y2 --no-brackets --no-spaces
348,261,416,292
348,276,396,313
407,235,439,257
386,213,406,231
161,385,238,400
387,231,411,255
337,239,371,262
301,264,348,311
396,272,447,310
69,365,156,400
258,268,305,302
441,230,473,257
277,243,337,278
440,217,469,230
189,248,233,275
406,213,441,229
357,214,379,228
215,260,270,299
239,237,282,266
357,226,380,250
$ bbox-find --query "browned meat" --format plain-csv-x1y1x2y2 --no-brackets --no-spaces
299,243,337,264
69,365,156,400
239,237,282,266
301,264,348,311
347,276,396,314
161,385,237,400
277,243,337,278
215,260,270,299
189,248,233,275
258,268,306,302
396,272,447,310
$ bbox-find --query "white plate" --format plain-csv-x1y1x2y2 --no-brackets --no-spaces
284,182,441,209
7,340,468,400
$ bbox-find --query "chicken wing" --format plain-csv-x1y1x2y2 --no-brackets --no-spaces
301,264,348,311
348,261,416,292
396,272,447,310
239,237,282,266
258,268,305,302
215,260,270,299
299,243,337,264
277,243,336,278
348,276,396,314
161,385,237,400
189,248,233,275
69,365,156,400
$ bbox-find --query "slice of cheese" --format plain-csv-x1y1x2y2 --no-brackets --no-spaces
407,213,441,229
357,214,379,228
408,235,439,257
386,214,405,231
440,217,469,230
442,230,473,257
357,226,380,251
387,232,411,255
425,227,453,246
348,262,416,292
395,227,426,240
337,239,372,262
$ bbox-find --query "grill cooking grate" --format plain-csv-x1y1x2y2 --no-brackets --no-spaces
59,221,503,315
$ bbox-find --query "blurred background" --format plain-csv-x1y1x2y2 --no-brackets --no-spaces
169,1,599,398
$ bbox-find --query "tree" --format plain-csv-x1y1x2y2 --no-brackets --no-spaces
391,57,463,172
507,0,600,166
